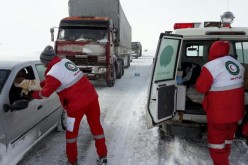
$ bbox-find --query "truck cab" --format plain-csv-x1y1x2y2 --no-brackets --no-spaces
147,12,248,138
50,16,124,87
131,41,142,58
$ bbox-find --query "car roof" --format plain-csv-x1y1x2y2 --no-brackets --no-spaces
0,60,41,70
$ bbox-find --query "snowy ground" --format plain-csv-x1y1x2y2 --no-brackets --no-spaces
17,55,248,165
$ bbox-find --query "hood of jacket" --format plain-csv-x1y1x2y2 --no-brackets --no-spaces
208,41,230,61
44,56,61,76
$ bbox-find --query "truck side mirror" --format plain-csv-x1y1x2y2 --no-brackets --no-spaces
111,28,116,43
50,28,55,42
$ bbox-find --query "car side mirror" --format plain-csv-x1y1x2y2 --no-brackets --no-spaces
3,100,29,112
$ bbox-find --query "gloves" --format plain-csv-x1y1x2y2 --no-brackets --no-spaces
182,67,194,82
30,91,42,99
40,80,46,87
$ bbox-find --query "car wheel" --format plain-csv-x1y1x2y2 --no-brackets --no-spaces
57,109,67,132
61,109,67,130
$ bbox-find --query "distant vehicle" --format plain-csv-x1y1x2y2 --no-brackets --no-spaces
50,0,132,87
0,60,66,165
131,42,142,58
147,11,248,138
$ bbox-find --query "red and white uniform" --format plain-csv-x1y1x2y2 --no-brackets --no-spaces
32,56,107,164
196,41,245,165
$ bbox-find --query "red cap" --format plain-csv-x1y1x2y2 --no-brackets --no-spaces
208,41,230,61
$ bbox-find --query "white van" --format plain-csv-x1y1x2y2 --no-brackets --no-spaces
146,12,248,138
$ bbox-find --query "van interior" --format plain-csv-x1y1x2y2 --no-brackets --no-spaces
178,40,248,115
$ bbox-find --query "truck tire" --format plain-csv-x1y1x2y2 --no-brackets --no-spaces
139,49,142,57
116,60,123,79
126,55,131,68
118,58,124,76
106,65,116,87
122,65,124,76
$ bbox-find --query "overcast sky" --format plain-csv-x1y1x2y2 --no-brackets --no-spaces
0,0,247,59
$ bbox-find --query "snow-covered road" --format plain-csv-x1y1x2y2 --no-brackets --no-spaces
18,55,248,165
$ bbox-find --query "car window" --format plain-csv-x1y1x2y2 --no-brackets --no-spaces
35,64,46,81
9,66,35,104
0,70,10,94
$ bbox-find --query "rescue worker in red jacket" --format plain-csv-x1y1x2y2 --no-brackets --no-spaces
195,41,245,165
31,45,108,165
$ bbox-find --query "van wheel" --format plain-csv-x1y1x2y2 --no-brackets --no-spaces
158,126,174,140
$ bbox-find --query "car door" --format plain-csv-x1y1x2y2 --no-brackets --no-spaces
147,33,183,128
1,64,45,153
33,63,62,132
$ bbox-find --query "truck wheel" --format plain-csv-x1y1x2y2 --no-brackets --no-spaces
116,60,123,79
122,64,124,76
106,65,116,87
126,55,131,68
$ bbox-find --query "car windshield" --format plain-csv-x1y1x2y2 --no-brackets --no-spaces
58,27,108,41
0,70,10,94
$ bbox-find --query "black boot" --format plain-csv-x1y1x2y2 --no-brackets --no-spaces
97,156,107,165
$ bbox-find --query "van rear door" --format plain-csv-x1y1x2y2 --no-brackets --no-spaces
147,33,183,128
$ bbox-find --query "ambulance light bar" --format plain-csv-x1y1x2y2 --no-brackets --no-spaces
221,11,235,24
174,23,201,30
204,22,221,27
174,12,235,30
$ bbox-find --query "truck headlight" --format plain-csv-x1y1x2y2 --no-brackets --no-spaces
98,67,106,73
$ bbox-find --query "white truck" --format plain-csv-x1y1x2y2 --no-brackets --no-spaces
147,11,248,138
131,41,142,59
50,0,132,87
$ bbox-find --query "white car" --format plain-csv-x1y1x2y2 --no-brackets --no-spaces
0,60,66,165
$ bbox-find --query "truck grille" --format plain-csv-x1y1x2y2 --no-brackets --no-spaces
66,56,98,65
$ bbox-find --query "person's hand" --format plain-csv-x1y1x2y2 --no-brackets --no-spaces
30,91,42,99
40,80,46,87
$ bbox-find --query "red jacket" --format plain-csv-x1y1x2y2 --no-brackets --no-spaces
32,56,98,115
195,41,245,123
